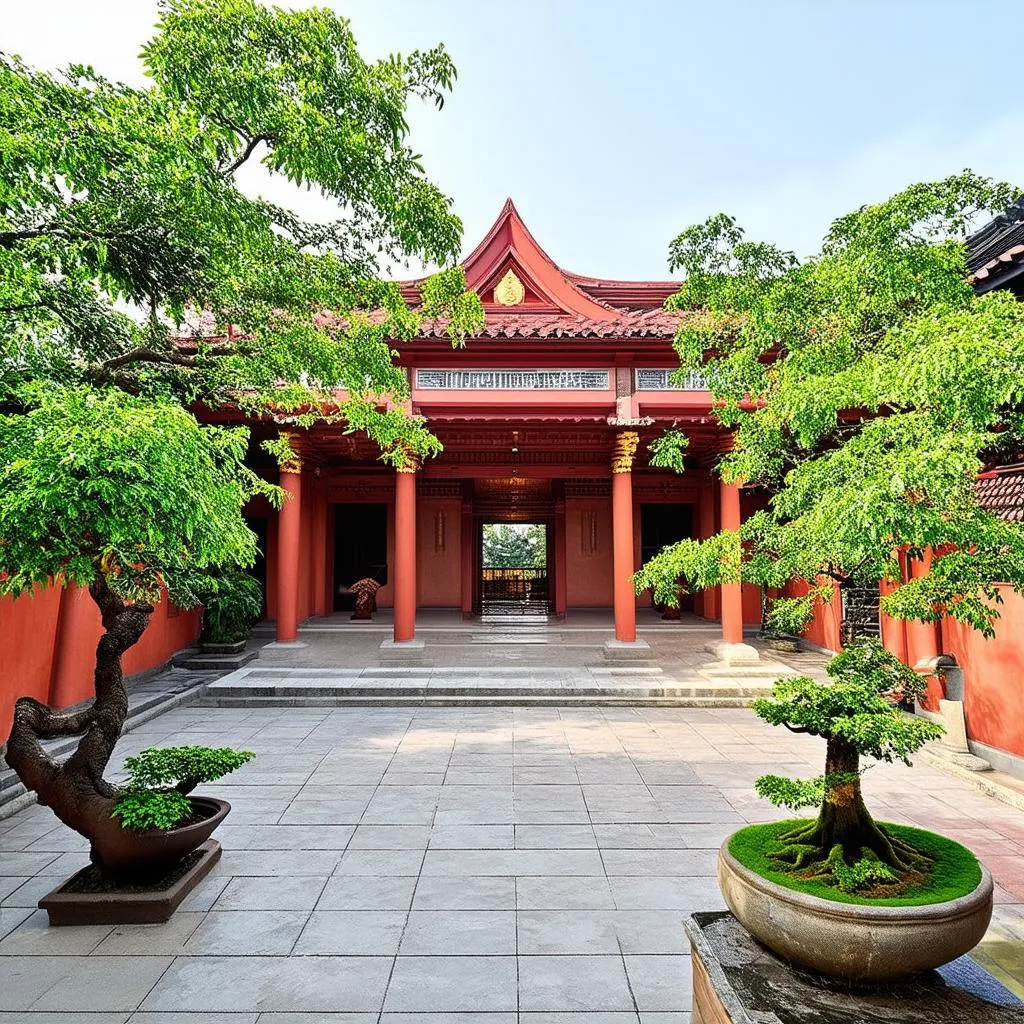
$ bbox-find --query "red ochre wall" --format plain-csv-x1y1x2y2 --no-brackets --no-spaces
0,586,200,741
785,578,842,652
417,497,462,607
566,495,614,607
940,587,1024,760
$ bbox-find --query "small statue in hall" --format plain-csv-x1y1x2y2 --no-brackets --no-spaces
349,577,381,620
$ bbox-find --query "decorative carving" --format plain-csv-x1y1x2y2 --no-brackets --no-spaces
635,368,708,391
611,431,640,474
434,511,447,554
493,268,525,305
565,480,611,497
416,369,610,391
580,511,599,555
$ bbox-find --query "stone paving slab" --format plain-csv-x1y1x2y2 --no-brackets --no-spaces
0,703,1020,1019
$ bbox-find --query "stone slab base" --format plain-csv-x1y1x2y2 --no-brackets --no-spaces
688,911,1022,1023
175,649,257,672
602,639,653,662
927,743,993,772
704,641,760,666
379,638,428,666
40,840,222,926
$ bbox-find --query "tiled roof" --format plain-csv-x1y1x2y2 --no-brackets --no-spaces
966,197,1024,290
414,307,682,340
976,466,1024,522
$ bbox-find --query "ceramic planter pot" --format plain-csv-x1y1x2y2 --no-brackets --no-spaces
90,796,231,875
718,840,993,981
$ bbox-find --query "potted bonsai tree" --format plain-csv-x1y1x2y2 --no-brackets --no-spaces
0,0,482,917
636,173,1024,982
718,639,991,980
199,571,264,653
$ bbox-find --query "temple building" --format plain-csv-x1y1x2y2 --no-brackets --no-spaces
244,199,763,658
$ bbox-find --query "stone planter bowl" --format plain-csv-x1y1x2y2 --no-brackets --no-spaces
718,839,993,982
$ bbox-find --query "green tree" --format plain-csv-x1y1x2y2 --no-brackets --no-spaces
482,524,546,567
0,0,482,860
635,172,1024,879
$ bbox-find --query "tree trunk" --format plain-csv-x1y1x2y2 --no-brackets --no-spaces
778,737,924,872
4,576,153,867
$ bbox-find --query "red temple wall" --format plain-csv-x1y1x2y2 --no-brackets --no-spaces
0,586,200,740
940,588,1024,760
418,497,462,607
565,495,614,607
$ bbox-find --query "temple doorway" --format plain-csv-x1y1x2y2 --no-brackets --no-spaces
333,503,388,612
480,522,549,615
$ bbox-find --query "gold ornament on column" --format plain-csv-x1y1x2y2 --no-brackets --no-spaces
611,431,640,474
279,432,303,475
393,442,422,474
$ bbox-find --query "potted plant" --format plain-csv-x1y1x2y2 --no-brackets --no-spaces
199,571,264,653
717,639,992,981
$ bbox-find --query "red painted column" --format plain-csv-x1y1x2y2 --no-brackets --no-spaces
49,583,99,708
698,470,719,620
393,464,418,642
612,432,640,643
311,478,328,618
720,477,744,645
554,487,567,617
276,462,302,643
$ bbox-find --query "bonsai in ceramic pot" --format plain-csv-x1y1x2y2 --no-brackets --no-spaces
719,639,993,982
199,571,264,653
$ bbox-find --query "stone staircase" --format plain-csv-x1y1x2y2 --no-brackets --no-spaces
200,663,781,709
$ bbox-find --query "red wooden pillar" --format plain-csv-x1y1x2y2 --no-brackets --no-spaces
719,477,744,645
50,584,98,708
311,478,328,618
276,460,302,643
698,470,719,620
460,491,474,616
553,486,567,617
393,462,418,643
612,432,640,643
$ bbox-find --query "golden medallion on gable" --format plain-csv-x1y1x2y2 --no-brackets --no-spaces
494,268,525,305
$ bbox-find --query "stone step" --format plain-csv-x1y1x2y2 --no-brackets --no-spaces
173,649,258,671
201,693,760,709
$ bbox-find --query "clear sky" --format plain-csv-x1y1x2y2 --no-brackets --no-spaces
6,1,1019,279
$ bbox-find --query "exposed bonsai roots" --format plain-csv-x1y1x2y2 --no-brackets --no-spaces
769,737,933,891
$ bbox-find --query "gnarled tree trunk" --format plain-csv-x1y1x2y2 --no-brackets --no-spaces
4,576,152,867
778,736,925,872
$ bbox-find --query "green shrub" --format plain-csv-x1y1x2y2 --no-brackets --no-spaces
200,571,263,644
112,746,255,831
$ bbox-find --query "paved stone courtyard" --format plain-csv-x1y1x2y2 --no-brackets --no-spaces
1,702,1022,1021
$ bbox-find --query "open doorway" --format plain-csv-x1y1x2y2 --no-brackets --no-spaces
333,503,388,612
480,522,548,615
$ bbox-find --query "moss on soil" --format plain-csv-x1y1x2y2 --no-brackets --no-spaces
728,819,982,907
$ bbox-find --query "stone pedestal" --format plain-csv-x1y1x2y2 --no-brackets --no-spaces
602,638,652,662
688,911,1021,1024
933,698,992,771
379,638,427,665
704,641,761,666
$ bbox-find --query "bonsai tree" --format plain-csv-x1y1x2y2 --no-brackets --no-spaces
635,173,1024,888
113,747,255,831
752,640,942,891
0,0,482,863
199,571,264,646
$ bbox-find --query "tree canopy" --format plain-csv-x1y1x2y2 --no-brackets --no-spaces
482,524,546,568
635,172,1024,637
0,0,484,605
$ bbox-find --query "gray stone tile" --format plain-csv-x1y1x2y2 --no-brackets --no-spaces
177,871,231,912
519,1015,640,1024
609,876,726,911
335,849,423,875
516,875,616,910
382,1015,516,1024
519,954,634,1012
278,800,370,825
140,955,392,1012
412,875,516,910
625,954,693,1011
26,955,173,1011
639,1014,692,1023
421,848,603,876
515,824,597,848
0,907,32,940
317,874,417,910
257,1015,377,1023
293,910,406,955
0,909,111,955
0,851,60,875
348,825,431,849
216,850,342,876
0,877,28,903
183,910,309,955
428,824,514,849
214,875,328,911
130,1014,258,1023
601,849,717,877
517,910,618,954
229,825,355,849
612,910,689,953
400,910,516,954
383,955,517,1012
93,912,207,954
0,1014,130,1023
